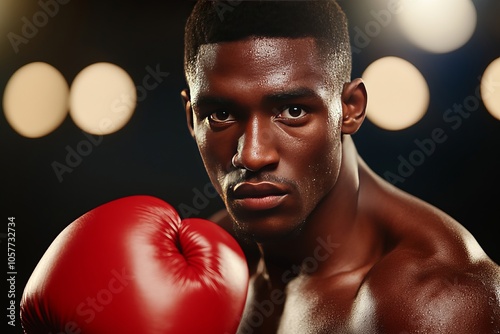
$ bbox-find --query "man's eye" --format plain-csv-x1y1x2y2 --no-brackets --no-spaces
279,106,307,119
209,110,235,123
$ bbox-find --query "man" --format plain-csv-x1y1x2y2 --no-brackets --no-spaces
180,0,500,333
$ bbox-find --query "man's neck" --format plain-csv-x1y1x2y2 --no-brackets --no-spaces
256,136,380,285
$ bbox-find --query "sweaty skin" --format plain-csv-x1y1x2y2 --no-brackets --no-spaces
181,37,500,333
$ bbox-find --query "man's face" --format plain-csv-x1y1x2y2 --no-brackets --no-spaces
186,37,344,241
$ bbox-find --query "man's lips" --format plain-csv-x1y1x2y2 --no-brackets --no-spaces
230,182,289,211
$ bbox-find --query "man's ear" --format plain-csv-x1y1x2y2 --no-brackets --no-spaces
181,89,195,138
341,78,367,135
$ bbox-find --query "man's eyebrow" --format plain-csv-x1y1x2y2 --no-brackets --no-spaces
262,87,321,103
192,96,235,109
192,87,321,109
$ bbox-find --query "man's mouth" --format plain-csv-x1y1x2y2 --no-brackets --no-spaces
230,181,289,211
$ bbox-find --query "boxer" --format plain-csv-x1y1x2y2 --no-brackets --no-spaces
180,1,500,333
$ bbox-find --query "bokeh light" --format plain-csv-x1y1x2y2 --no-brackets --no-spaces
362,56,430,131
481,57,500,121
69,62,137,135
3,62,69,138
396,0,477,54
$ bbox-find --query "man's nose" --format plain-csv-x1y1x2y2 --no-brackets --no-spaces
232,115,279,172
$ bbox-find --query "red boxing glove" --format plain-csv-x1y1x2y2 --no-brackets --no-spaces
20,195,248,334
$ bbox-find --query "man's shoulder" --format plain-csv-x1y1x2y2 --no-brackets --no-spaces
365,245,500,300
360,245,500,333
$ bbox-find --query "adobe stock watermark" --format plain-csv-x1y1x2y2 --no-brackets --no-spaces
75,267,134,325
51,131,103,183
214,0,243,22
7,0,72,54
238,235,341,334
136,64,170,103
46,267,134,334
178,181,220,218
351,0,424,54
176,126,277,218
383,75,500,185
51,64,169,183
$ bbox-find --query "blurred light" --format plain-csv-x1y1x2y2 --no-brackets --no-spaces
481,57,500,121
0,0,31,54
362,56,430,131
3,62,69,138
396,0,477,53
69,62,137,135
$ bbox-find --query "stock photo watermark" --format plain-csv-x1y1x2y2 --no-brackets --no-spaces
75,267,135,324
7,0,72,54
178,182,220,218
214,0,243,22
383,75,500,185
51,131,104,183
51,64,170,183
6,217,17,328
351,0,424,54
33,266,136,334
239,235,340,333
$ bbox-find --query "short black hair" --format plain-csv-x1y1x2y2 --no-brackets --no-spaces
184,0,352,94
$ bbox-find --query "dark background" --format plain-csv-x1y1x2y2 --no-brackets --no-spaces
1,0,499,331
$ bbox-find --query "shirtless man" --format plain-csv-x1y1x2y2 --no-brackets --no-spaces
180,1,500,333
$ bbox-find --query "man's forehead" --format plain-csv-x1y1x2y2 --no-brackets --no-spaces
185,37,340,106
195,37,320,68
190,37,327,89
198,36,316,54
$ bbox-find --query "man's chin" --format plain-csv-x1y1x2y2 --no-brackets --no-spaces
230,214,307,244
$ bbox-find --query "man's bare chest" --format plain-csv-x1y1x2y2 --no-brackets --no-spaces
237,274,363,334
